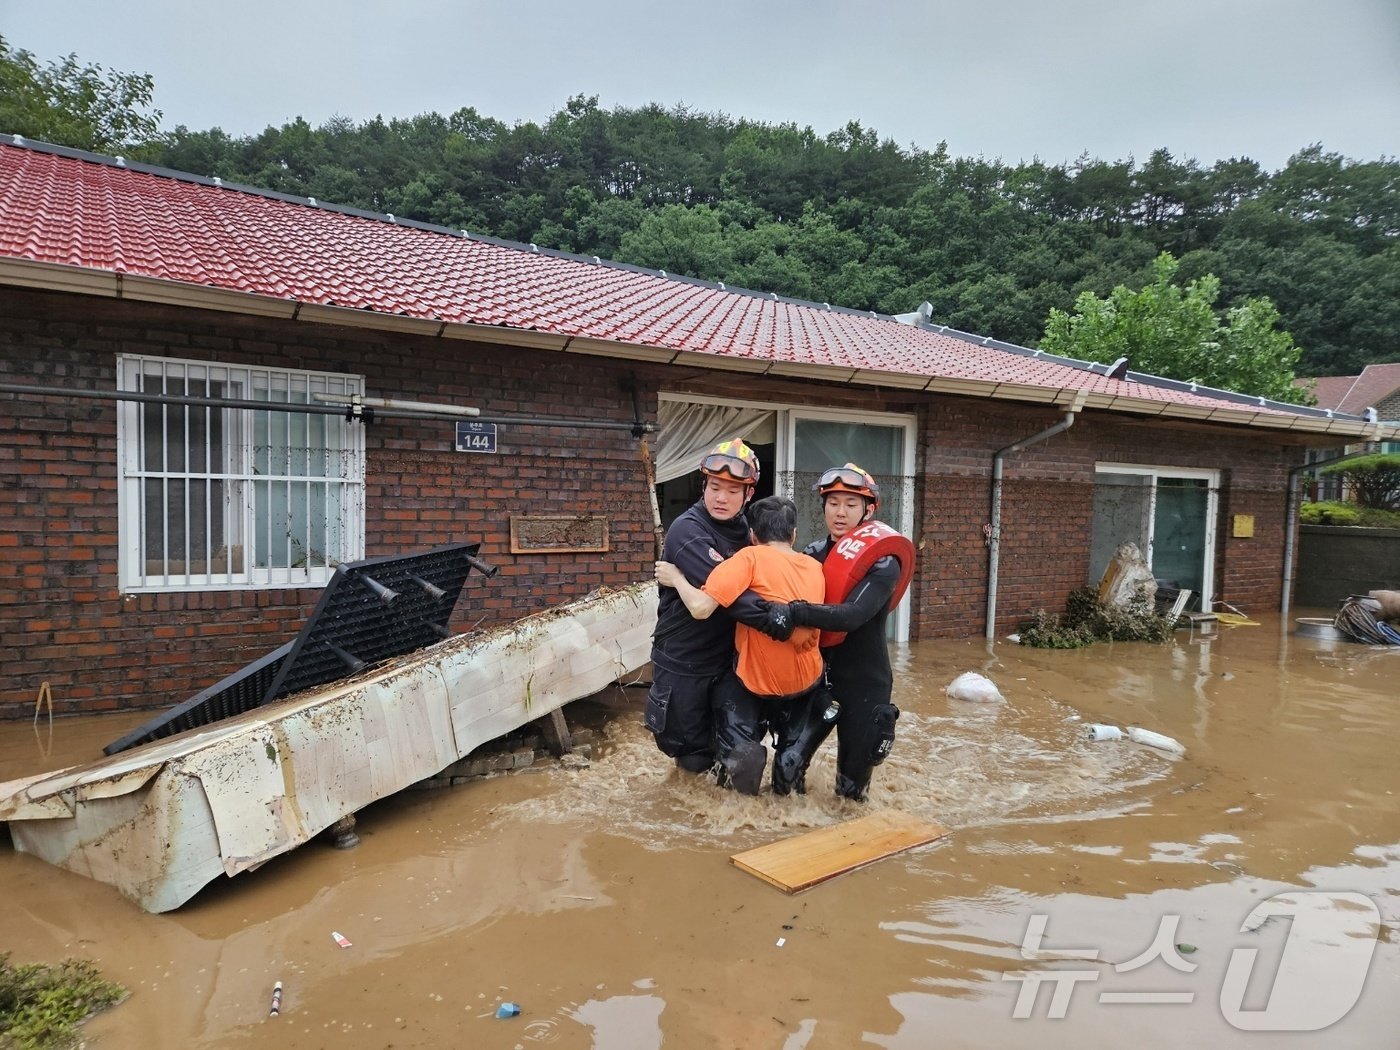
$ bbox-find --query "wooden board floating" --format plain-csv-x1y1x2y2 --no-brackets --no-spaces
730,809,948,893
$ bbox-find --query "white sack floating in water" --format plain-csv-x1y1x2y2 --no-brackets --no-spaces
945,672,1005,703
1083,723,1124,742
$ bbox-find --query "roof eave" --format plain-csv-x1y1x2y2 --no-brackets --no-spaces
4,258,1396,442
0,256,124,299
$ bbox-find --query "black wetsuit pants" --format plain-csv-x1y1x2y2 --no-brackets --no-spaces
645,667,724,772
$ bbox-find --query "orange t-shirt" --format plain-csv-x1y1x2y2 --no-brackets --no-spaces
703,544,825,698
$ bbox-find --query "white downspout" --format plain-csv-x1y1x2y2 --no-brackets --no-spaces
986,394,1087,640
1281,464,1308,624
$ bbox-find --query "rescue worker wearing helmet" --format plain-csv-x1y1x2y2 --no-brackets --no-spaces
645,439,771,778
762,464,906,801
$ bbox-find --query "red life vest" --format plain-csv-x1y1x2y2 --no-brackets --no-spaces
819,521,916,646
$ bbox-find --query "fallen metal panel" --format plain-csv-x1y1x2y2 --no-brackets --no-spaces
104,543,486,756
103,643,292,756
0,772,78,820
262,544,481,703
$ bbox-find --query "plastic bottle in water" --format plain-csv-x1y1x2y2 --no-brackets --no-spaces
1083,723,1124,742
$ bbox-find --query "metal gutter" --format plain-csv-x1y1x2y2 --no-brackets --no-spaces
986,391,1088,640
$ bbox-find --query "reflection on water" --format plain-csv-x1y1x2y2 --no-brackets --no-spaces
2,611,1398,1048
568,993,664,1049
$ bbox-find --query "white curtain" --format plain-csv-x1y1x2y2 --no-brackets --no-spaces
655,400,775,483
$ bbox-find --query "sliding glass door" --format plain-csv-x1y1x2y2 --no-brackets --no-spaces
1090,465,1218,612
654,396,917,639
787,411,917,639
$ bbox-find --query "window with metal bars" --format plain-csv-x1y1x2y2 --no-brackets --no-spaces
116,354,366,591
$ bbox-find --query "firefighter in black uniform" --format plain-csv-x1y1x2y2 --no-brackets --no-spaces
645,439,768,785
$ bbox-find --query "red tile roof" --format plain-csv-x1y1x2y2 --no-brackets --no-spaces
1306,374,1359,410
1307,365,1400,417
0,139,1372,431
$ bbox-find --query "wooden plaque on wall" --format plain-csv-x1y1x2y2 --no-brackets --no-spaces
509,515,610,554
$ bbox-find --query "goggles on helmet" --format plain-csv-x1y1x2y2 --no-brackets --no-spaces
700,453,758,483
814,463,879,505
700,439,760,485
815,466,872,491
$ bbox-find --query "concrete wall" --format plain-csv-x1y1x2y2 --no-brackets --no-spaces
1295,525,1400,607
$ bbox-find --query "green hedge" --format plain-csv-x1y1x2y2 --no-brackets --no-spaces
1300,501,1400,528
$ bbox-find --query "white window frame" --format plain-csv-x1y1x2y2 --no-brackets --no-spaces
658,392,918,640
116,354,366,592
1094,463,1220,611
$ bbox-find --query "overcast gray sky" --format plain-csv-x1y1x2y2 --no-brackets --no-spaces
3,0,1397,171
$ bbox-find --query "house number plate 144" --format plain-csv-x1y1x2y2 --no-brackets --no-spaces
455,422,499,453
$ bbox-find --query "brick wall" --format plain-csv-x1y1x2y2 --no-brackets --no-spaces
1375,390,1400,422
917,401,1298,636
0,289,663,718
0,287,1311,716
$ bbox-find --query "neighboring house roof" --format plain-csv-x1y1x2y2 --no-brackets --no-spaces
1304,364,1400,419
0,135,1389,441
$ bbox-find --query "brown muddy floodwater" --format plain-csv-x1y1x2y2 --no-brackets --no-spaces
3,609,1399,1049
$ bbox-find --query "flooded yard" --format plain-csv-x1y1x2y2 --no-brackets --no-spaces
3,609,1399,1049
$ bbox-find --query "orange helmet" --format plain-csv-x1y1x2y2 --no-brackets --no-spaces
815,463,880,510
700,438,760,486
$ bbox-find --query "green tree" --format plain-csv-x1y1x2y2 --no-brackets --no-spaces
0,35,161,155
1040,252,1313,404
726,218,813,299
618,204,733,279
566,193,648,257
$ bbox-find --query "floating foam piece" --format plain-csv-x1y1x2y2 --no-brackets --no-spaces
1126,726,1186,755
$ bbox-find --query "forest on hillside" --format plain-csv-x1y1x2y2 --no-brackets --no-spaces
1,32,1395,381
156,98,1398,378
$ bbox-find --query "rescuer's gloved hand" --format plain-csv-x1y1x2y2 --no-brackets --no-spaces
760,601,796,641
